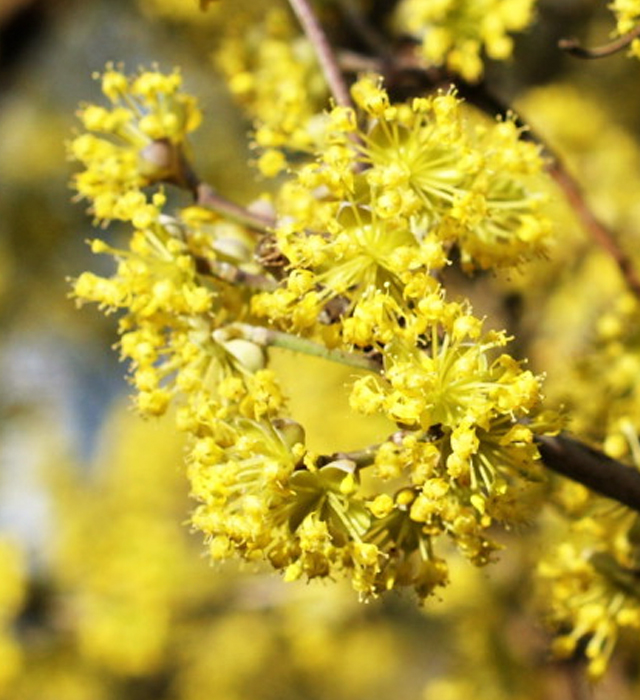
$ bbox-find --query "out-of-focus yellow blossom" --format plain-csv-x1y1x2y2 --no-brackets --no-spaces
517,84,640,236
545,291,640,459
610,0,640,58
529,272,640,678
534,278,640,677
538,505,640,680
0,539,25,695
498,85,640,427
519,170,640,679
69,66,201,222
215,7,328,166
48,408,202,677
393,0,536,81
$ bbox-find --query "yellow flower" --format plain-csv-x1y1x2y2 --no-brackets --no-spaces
610,1,640,58
393,0,536,80
70,65,202,223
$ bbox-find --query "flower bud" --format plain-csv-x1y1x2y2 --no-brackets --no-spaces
223,339,266,373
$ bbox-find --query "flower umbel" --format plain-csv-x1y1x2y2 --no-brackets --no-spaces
71,62,556,604
70,65,202,222
393,0,536,81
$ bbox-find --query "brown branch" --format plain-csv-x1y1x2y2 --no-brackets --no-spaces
315,430,640,515
288,0,353,109
141,138,276,234
545,163,640,298
559,24,640,59
195,183,275,234
536,433,640,514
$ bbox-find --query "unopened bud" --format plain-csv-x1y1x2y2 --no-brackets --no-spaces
223,339,266,373
273,418,306,449
139,139,183,183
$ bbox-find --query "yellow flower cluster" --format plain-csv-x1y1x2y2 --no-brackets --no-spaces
72,66,556,602
215,7,329,174
610,0,640,58
69,66,201,222
538,503,640,680
393,0,536,81
253,76,550,335
243,76,553,597
550,292,640,460
188,312,548,599
349,293,545,570
532,288,640,677
70,69,271,421
74,220,224,417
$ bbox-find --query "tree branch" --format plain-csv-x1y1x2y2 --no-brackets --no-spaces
536,433,640,514
544,163,640,298
288,0,353,109
195,183,275,235
559,24,640,59
144,138,276,234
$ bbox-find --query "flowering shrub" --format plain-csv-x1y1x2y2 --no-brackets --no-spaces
28,0,640,692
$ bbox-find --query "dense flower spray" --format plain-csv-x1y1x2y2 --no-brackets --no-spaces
67,0,640,683
71,62,556,602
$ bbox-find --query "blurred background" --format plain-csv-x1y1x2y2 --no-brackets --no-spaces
1,0,640,698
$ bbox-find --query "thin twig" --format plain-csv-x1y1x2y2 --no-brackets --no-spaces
288,0,353,109
318,445,379,469
178,146,275,233
195,183,275,234
536,433,640,514
545,163,640,298
559,24,640,59
146,138,276,234
226,322,382,373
